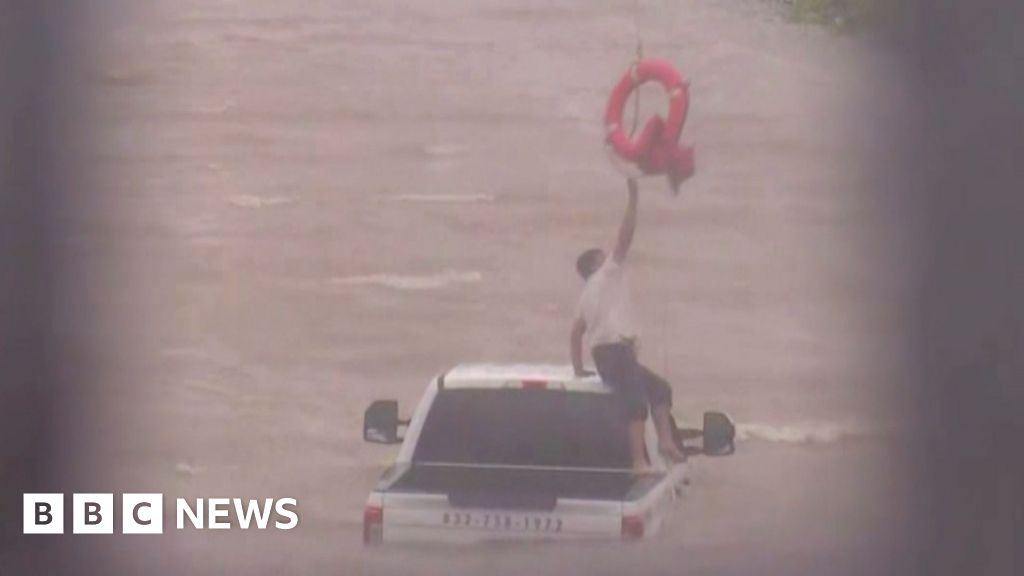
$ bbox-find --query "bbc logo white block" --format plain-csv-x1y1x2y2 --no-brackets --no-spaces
73,493,114,534
24,494,63,534
122,493,163,534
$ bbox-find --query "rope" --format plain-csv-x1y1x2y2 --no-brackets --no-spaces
629,39,643,137
606,2,648,180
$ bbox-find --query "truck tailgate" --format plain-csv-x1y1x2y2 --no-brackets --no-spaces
376,464,663,542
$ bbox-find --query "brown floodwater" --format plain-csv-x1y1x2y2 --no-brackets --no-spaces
55,0,921,573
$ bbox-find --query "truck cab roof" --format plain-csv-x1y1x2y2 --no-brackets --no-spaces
439,364,612,394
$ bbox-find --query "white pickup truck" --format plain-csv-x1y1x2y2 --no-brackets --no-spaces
362,364,734,544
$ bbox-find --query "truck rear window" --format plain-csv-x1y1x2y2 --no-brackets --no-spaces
412,388,632,469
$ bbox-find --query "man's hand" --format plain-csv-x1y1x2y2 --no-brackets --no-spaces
612,179,639,263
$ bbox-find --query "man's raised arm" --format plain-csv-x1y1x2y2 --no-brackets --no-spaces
612,179,639,263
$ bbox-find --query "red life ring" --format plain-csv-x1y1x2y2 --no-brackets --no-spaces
604,58,695,184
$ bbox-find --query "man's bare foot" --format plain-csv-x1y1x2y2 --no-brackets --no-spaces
658,443,688,463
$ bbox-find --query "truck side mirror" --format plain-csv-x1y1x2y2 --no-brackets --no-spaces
702,411,735,456
364,400,405,444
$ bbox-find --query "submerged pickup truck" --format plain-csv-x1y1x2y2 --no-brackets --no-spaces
362,364,734,544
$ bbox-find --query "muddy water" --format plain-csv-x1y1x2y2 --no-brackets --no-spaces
71,0,916,573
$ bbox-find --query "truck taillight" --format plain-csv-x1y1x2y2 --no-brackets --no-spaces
621,514,644,540
363,504,383,545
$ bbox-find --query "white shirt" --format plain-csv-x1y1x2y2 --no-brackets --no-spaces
575,259,638,348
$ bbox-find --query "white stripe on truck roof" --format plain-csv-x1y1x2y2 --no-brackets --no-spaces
440,363,612,393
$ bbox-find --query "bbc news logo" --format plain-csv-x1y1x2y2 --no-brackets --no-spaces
23,494,298,534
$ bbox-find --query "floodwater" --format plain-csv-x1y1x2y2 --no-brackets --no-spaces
66,0,918,573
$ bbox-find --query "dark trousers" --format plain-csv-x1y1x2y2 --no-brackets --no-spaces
591,341,673,421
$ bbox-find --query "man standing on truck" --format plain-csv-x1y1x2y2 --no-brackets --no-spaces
570,178,687,472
